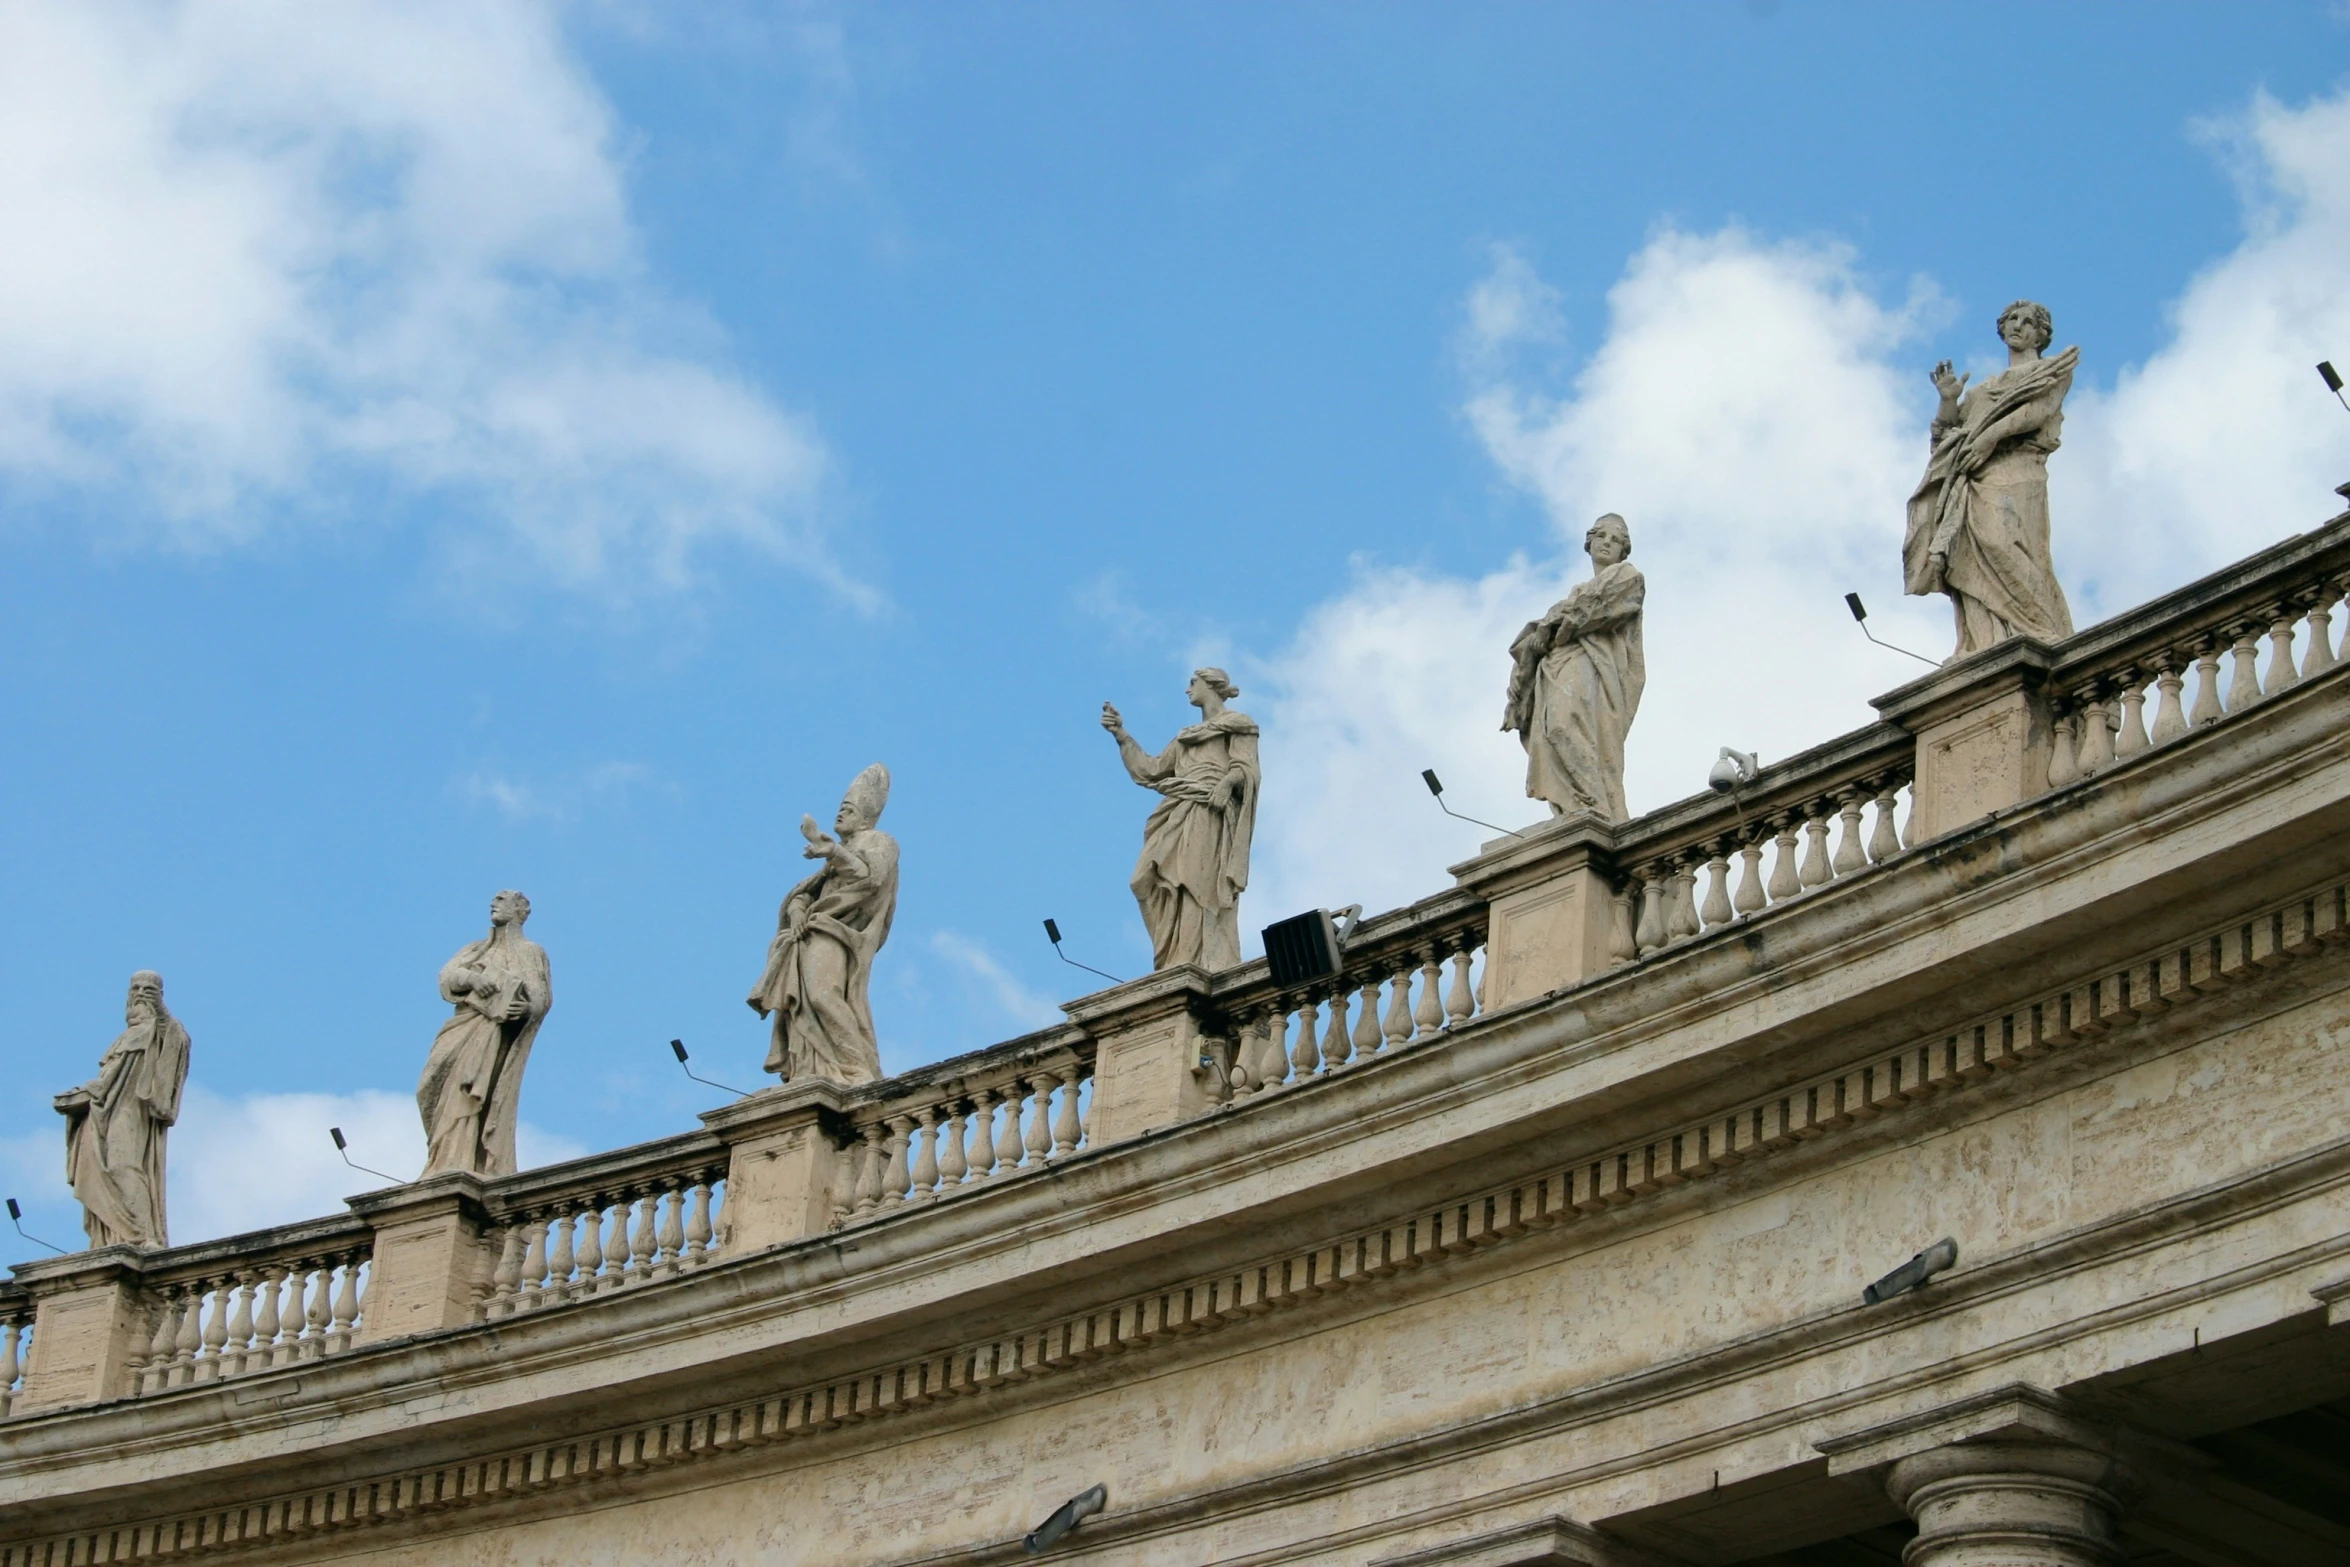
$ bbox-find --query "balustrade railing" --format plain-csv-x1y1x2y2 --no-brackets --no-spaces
1609,725,1918,963
477,1135,729,1322
2039,522,2350,789
833,1031,1096,1222
129,1225,372,1395
1203,892,1490,1097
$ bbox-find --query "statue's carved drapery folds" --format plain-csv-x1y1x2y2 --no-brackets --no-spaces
1504,513,1646,822
55,971,189,1249
1101,669,1260,973
1905,299,2078,659
748,763,897,1085
417,890,551,1179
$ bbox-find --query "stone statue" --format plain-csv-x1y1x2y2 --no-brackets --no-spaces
417,890,551,1179
747,764,897,1085
1504,513,1646,822
54,971,190,1249
1905,300,2078,659
1100,669,1260,973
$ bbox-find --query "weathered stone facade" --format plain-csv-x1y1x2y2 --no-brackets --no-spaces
7,508,2350,1564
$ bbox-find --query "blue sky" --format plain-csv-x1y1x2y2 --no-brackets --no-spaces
5,3,2349,1247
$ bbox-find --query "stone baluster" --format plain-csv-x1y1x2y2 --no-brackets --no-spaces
483,1227,523,1318
1321,986,1353,1070
1415,949,1447,1033
966,1087,1001,1177
630,1187,662,1275
547,1208,577,1300
2075,686,2114,776
195,1280,230,1382
143,1290,183,1392
908,1108,941,1201
1699,842,1734,930
0,1317,21,1418
2226,623,2262,712
875,1118,911,1207
328,1256,363,1352
517,1215,549,1308
1025,1074,1058,1164
1662,855,1698,942
301,1264,331,1360
939,1103,970,1189
1868,784,1904,862
1798,807,1833,888
172,1281,204,1385
1731,836,1767,917
1765,816,1802,904
253,1266,284,1369
1381,973,1416,1051
601,1200,630,1291
1052,1068,1085,1155
2046,707,2079,788
1829,793,1868,877
1445,940,1477,1027
2148,652,2188,746
576,1199,605,1290
656,1187,687,1274
1605,883,1635,966
2189,637,2225,725
1287,995,1320,1080
993,1085,1027,1174
2263,604,2300,695
1352,976,1384,1060
2112,668,2150,760
223,1274,255,1378
1633,865,1667,953
684,1180,714,1263
2303,586,2338,675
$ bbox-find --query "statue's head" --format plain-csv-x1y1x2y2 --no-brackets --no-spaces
837,763,891,835
489,890,531,928
1187,668,1239,710
1585,513,1631,567
1997,300,2053,355
125,971,163,1024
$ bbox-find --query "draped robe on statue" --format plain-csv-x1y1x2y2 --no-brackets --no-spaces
60,1009,189,1248
749,828,897,1084
417,934,551,1178
1505,560,1646,821
1120,712,1260,973
1904,346,2078,658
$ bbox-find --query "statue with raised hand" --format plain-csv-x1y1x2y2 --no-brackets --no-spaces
57,971,190,1249
1905,300,2077,659
1101,669,1259,973
748,764,897,1085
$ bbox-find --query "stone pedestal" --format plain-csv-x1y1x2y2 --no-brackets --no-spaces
1452,816,1620,1012
1068,974,1214,1145
702,1080,849,1253
1875,641,2057,844
9,1247,149,1415
348,1174,493,1345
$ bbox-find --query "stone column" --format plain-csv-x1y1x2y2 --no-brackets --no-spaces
1887,1440,2136,1567
1874,640,2057,844
1068,974,1213,1145
1449,815,1620,1011
1820,1386,2162,1567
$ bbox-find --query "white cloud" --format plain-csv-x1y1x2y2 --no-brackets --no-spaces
455,759,668,825
0,1,844,602
930,932,1063,1032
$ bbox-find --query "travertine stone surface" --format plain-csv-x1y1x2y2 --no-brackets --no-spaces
700,1081,847,1253
418,891,550,1178
7,1249,145,1416
54,970,189,1249
1067,967,1215,1144
1505,514,1645,822
748,764,897,1085
348,1175,492,1344
1454,815,1619,1011
1906,301,2078,660
1102,669,1259,973
1876,639,2054,841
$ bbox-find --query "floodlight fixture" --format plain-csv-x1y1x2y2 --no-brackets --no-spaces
5,1197,65,1255
328,1127,406,1186
2321,360,2348,412
1024,1482,1108,1553
670,1039,751,1100
1042,919,1122,986
1844,592,1939,668
1862,1237,1959,1304
1420,769,1526,839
